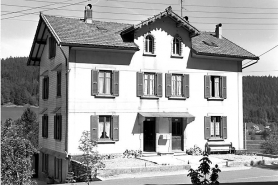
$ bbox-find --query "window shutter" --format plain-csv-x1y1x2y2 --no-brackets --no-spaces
112,71,119,96
45,77,49,99
180,40,183,56
156,73,162,97
204,116,211,139
165,73,172,97
46,154,49,173
221,76,227,99
42,79,45,99
54,115,57,139
90,115,98,141
112,115,119,141
183,74,189,98
137,72,144,97
222,116,227,139
58,115,62,140
53,38,56,58
204,75,210,98
91,70,98,96
144,37,147,53
171,40,173,55
152,37,156,54
42,116,45,137
46,115,48,138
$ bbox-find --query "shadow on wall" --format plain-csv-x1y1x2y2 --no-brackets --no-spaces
132,114,141,134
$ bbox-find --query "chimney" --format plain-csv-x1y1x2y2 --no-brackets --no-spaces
215,23,222,39
184,16,189,22
84,4,93,23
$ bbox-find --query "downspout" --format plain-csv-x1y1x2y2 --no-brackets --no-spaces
59,45,68,155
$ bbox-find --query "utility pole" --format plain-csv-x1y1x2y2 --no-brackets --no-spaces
181,0,183,17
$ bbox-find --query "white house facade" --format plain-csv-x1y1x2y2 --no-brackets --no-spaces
27,6,259,183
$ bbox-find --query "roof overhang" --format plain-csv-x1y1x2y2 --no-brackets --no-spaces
191,49,260,61
139,112,195,123
64,43,139,51
121,6,200,37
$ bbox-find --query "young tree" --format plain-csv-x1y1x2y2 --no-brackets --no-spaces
1,119,37,184
78,131,105,184
187,153,221,185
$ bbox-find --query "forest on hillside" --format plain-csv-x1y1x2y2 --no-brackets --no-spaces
243,76,278,125
1,57,39,106
1,57,278,125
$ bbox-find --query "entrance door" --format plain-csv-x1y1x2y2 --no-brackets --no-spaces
143,119,156,152
172,118,182,151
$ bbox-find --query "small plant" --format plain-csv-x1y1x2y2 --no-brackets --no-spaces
250,160,254,166
123,149,142,158
187,153,221,184
186,145,203,156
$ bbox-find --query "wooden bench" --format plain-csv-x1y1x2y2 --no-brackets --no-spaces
205,141,234,154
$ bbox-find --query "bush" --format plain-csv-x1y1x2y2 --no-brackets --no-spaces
261,133,278,155
123,149,142,158
186,145,203,156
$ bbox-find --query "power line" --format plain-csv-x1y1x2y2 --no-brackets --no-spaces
183,4,278,10
1,0,74,16
184,10,278,15
106,0,179,6
1,0,88,20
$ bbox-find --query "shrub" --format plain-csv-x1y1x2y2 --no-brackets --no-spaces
261,133,278,155
123,149,142,158
187,153,221,184
186,145,203,156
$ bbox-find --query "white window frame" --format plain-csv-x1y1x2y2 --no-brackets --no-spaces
143,73,156,96
98,70,112,95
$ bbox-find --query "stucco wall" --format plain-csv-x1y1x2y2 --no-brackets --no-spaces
67,17,243,155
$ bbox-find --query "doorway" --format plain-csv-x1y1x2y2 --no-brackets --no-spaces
143,118,156,152
172,118,183,151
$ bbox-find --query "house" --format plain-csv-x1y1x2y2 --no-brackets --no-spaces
27,5,259,183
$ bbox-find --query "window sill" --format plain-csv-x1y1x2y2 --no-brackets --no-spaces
143,53,156,57
56,96,61,99
97,140,116,144
168,96,186,100
95,94,116,98
42,136,48,139
140,96,160,99
207,138,224,141
207,97,224,101
171,55,183,59
54,139,62,142
42,98,48,101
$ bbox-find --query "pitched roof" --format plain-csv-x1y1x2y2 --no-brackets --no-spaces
192,32,259,60
121,6,200,37
42,14,138,50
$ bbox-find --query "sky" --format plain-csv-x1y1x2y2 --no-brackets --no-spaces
1,0,278,76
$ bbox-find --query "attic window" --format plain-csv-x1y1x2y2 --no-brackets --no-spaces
203,41,218,47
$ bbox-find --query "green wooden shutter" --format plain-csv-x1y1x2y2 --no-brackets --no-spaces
222,116,227,139
54,115,57,139
156,73,162,97
112,71,119,96
204,75,210,98
221,76,227,99
165,73,172,97
204,116,211,139
46,115,48,138
42,115,45,137
112,115,119,141
183,74,189,98
152,36,156,54
137,72,144,97
91,70,98,96
90,115,98,141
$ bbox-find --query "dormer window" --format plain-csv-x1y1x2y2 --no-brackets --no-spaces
171,35,183,58
143,34,156,56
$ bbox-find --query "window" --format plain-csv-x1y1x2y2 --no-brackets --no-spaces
57,71,61,97
54,114,62,140
165,73,189,98
90,115,119,141
91,70,119,97
172,36,182,56
42,115,48,138
137,72,162,98
49,36,56,59
42,76,49,100
204,116,227,139
145,35,154,53
42,153,49,173
54,157,62,181
204,75,227,99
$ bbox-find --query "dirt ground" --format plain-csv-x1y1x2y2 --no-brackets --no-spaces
103,157,158,169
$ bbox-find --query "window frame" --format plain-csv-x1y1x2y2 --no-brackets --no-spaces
42,114,48,138
143,73,156,97
98,70,112,95
165,73,189,99
143,34,156,56
171,74,183,97
56,70,62,97
171,36,183,58
205,75,227,100
98,115,112,141
54,114,62,141
210,116,221,138
54,157,62,181
204,116,227,140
